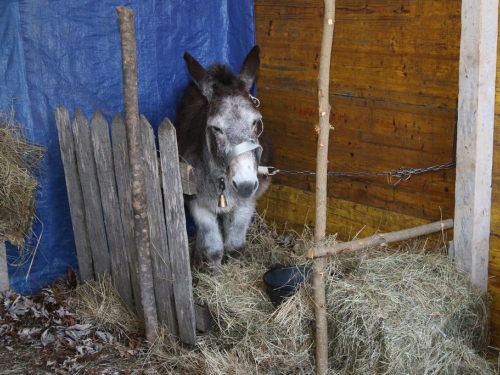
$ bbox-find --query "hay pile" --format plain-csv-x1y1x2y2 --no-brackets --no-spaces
146,219,316,374
0,112,44,247
4,215,493,374
148,217,495,374
325,250,493,374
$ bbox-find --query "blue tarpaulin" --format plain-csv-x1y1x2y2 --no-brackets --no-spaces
1,0,256,294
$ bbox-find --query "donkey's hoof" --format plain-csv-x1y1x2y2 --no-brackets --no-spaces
224,247,245,264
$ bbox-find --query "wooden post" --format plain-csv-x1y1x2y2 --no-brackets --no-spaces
308,219,454,259
313,0,335,373
454,0,498,290
117,6,158,342
0,242,9,292
111,113,144,320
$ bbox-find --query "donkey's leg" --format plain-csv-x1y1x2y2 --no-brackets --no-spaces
190,202,224,266
223,200,255,260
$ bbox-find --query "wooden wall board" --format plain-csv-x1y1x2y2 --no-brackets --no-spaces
453,0,497,291
489,234,500,344
140,116,178,337
91,111,134,312
256,183,452,242
256,0,500,343
255,0,459,235
54,106,93,281
490,14,500,343
271,173,454,224
0,242,8,292
256,0,461,108
259,90,456,172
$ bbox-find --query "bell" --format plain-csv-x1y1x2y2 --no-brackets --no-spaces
218,193,227,208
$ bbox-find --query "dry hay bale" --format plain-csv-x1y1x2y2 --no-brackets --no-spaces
188,218,494,374
326,250,493,374
61,216,493,374
193,262,315,374
0,113,44,248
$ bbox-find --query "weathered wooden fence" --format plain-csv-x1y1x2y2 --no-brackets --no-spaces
55,105,197,345
0,242,8,292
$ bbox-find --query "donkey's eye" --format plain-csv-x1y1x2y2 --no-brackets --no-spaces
211,126,223,134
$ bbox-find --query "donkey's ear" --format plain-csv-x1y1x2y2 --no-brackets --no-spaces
238,46,260,91
184,52,213,100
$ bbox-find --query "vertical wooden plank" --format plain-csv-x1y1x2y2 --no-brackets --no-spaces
0,242,9,292
54,105,93,281
158,118,196,346
111,113,144,319
454,0,499,290
72,108,111,277
140,115,178,336
91,110,134,310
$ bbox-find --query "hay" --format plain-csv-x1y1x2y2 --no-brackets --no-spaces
193,263,315,374
0,111,44,248
185,216,494,374
12,215,490,374
73,277,141,337
325,250,493,374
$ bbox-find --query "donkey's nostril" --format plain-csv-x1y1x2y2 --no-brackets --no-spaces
232,180,257,199
254,181,258,190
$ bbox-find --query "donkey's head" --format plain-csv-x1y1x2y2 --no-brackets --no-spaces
184,46,263,200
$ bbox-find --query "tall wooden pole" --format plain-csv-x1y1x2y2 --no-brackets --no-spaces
454,0,498,290
116,6,158,343
313,0,335,373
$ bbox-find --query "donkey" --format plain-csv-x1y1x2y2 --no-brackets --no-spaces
174,46,274,267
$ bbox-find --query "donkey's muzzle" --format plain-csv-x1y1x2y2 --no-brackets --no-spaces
225,141,262,168
232,180,259,199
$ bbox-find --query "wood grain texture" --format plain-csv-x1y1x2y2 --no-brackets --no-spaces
488,3,500,344
91,110,134,311
256,0,500,344
117,6,158,343
140,115,178,337
254,0,458,236
254,0,500,347
257,183,441,240
111,113,144,319
158,117,196,346
309,218,453,258
55,106,93,281
453,0,497,291
72,109,110,277
0,242,8,292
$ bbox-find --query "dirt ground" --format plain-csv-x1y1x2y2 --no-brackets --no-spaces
0,276,152,375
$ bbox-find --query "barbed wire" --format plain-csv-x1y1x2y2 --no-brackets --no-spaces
264,161,456,186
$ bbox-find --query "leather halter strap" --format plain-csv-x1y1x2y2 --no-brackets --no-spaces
224,141,262,168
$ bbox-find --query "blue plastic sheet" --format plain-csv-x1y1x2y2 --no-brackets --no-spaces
1,0,255,294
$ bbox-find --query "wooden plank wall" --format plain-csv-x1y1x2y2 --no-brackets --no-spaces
255,0,459,238
255,0,500,344
490,3,500,345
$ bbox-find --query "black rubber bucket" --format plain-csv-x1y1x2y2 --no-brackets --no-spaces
263,264,311,307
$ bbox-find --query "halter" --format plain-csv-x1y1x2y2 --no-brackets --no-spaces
224,141,262,169
215,96,272,207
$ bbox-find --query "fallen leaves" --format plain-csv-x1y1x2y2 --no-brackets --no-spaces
0,279,146,374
